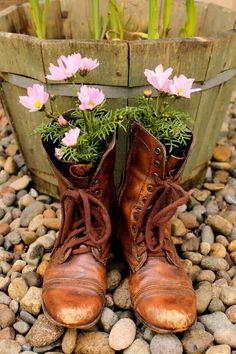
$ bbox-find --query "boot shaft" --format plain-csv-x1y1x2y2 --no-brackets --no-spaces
118,122,193,272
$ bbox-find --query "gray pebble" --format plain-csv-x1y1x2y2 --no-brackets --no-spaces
20,310,36,325
13,320,30,334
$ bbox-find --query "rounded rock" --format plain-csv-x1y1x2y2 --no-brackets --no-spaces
109,318,136,351
8,277,28,301
123,338,150,354
0,304,16,328
150,334,183,354
0,339,21,354
62,328,77,354
205,345,231,354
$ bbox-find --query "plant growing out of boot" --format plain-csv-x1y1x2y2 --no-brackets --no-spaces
118,64,201,333
19,53,125,328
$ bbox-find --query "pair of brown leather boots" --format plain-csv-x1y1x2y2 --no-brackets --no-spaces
42,122,196,333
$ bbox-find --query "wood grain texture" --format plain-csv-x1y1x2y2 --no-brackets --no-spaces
42,39,129,86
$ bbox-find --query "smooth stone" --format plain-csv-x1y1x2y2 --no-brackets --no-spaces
100,307,119,332
0,276,10,290
26,314,64,347
183,252,202,264
123,339,150,354
211,162,232,170
0,224,10,236
0,327,15,340
210,243,227,258
106,269,122,291
113,278,132,309
13,320,30,334
150,334,183,354
214,328,236,347
20,286,42,315
192,189,211,202
205,345,231,354
61,328,77,354
208,298,226,313
224,193,236,205
2,193,16,207
229,240,236,252
0,291,11,305
178,212,199,229
5,231,21,245
200,242,211,256
203,183,225,191
206,215,233,236
9,299,19,313
213,145,231,162
4,157,18,174
216,235,229,247
10,175,31,191
220,286,236,305
33,339,61,353
201,256,229,272
22,271,43,287
20,310,36,325
8,277,28,301
25,243,44,265
9,259,26,273
109,318,136,350
0,339,21,354
0,304,16,328
201,226,215,244
36,234,55,250
197,270,215,283
199,312,234,333
226,305,236,323
20,201,45,227
171,217,187,237
182,329,214,354
196,281,213,314
75,332,114,354
21,231,37,245
181,237,200,252
212,279,228,297
42,218,60,230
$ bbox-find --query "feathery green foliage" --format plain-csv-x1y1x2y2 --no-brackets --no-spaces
35,104,127,163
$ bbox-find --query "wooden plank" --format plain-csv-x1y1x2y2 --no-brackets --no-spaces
203,3,236,36
0,5,17,32
129,37,213,87
15,0,62,39
0,33,45,82
206,30,236,80
42,39,129,86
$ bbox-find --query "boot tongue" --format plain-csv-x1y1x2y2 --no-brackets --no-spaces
165,155,185,176
57,159,93,189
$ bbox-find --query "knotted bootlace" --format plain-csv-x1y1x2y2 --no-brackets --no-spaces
136,175,189,263
52,188,111,264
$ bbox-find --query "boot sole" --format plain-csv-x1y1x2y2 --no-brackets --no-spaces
135,310,196,334
42,301,103,329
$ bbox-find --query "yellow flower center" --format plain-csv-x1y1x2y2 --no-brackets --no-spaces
177,88,184,95
88,99,94,106
33,99,42,109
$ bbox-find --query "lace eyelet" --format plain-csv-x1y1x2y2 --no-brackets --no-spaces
94,190,100,196
155,147,161,155
133,212,139,221
154,160,160,168
142,196,147,202
147,185,153,192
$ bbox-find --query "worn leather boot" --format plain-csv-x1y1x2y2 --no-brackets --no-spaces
118,122,196,333
42,134,116,328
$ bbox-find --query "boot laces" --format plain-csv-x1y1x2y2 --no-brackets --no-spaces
52,187,111,263
136,175,189,261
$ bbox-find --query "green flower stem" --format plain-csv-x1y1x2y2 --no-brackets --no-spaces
82,111,90,133
29,0,50,39
92,0,101,40
109,0,119,40
181,0,196,37
41,0,50,38
148,0,159,39
162,0,172,38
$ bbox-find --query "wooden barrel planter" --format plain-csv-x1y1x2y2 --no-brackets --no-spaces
0,0,236,197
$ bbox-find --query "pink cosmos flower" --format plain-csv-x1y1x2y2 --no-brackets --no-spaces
144,64,173,93
57,115,68,126
19,84,49,112
79,57,99,76
78,85,105,111
169,75,201,98
54,148,63,160
62,127,81,147
46,53,82,81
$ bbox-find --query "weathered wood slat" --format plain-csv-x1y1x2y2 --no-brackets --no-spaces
129,37,213,87
0,33,45,81
42,40,129,86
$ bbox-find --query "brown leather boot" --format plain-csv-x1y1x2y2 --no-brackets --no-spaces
42,134,116,328
118,122,196,333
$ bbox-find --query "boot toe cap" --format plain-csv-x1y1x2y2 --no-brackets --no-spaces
135,289,196,332
43,284,103,328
